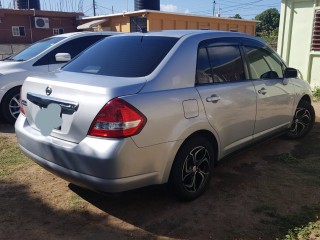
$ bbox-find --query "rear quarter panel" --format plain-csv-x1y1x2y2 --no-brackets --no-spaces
122,88,219,183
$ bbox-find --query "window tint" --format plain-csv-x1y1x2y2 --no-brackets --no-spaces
207,46,245,83
264,51,284,78
196,48,213,84
244,46,284,79
63,36,179,77
34,35,106,66
7,37,64,61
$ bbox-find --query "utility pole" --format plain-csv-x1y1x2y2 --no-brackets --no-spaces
216,5,221,17
213,0,216,17
93,0,96,16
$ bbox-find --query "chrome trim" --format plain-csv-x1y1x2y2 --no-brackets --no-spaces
27,93,79,114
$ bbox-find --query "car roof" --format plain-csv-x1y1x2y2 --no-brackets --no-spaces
53,31,121,38
115,30,265,45
119,30,250,37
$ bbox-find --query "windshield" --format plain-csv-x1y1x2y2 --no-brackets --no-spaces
63,36,179,77
6,37,65,61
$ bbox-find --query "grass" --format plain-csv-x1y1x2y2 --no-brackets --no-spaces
0,135,87,211
312,87,320,101
283,221,320,240
254,203,320,239
253,142,320,239
277,152,298,163
68,194,88,211
0,136,29,176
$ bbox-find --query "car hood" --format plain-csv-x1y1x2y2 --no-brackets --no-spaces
0,60,27,74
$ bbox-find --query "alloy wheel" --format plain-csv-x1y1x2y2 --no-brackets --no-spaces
8,93,21,120
289,107,311,137
181,146,210,193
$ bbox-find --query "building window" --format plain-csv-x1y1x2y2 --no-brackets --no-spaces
312,10,320,51
53,28,64,35
130,16,147,32
12,26,25,37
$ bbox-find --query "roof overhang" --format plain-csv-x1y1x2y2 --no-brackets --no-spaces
77,19,107,30
82,9,259,23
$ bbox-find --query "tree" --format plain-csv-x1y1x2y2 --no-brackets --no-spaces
255,8,280,49
229,14,242,19
255,8,280,34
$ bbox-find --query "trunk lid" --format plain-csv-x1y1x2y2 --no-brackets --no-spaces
21,71,146,143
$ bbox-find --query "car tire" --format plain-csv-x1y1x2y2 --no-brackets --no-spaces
285,100,315,139
169,136,214,201
0,87,21,124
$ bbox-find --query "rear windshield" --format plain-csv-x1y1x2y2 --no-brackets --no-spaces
6,37,65,61
63,36,179,77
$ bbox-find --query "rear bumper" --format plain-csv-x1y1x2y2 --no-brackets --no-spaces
19,144,158,192
15,115,176,192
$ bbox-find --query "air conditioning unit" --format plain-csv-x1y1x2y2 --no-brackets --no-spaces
34,17,49,29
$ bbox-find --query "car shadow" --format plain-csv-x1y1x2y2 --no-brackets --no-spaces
68,122,320,239
0,180,156,240
69,184,180,228
0,122,15,134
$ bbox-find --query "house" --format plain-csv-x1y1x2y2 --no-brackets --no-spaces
277,0,320,87
77,10,257,36
0,9,83,44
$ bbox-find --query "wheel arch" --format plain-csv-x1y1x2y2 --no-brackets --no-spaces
182,130,219,165
0,85,21,104
0,85,22,122
299,94,312,104
161,129,220,183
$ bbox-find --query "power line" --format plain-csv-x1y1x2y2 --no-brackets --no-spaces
96,4,121,14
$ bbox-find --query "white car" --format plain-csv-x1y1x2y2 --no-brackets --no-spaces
0,31,119,123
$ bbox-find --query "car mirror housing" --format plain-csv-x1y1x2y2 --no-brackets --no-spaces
55,53,71,63
284,68,298,78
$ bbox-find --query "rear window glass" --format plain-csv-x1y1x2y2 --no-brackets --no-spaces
63,36,179,77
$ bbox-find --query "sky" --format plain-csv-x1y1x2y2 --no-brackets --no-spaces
0,0,281,20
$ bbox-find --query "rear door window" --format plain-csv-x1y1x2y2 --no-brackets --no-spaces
207,46,245,83
196,48,213,84
196,43,245,84
63,36,179,77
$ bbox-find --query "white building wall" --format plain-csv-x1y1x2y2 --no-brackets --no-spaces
278,0,320,87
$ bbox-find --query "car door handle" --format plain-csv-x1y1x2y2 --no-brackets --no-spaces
258,87,267,95
206,95,221,103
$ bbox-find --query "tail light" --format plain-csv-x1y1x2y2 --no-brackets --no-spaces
88,98,147,138
20,88,25,115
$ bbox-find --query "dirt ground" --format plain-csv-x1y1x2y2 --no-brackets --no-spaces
1,103,320,240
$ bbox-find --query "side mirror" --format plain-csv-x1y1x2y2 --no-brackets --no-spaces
55,53,71,62
284,68,298,78
260,70,279,79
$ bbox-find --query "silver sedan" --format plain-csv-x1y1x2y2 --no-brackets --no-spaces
15,30,315,201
